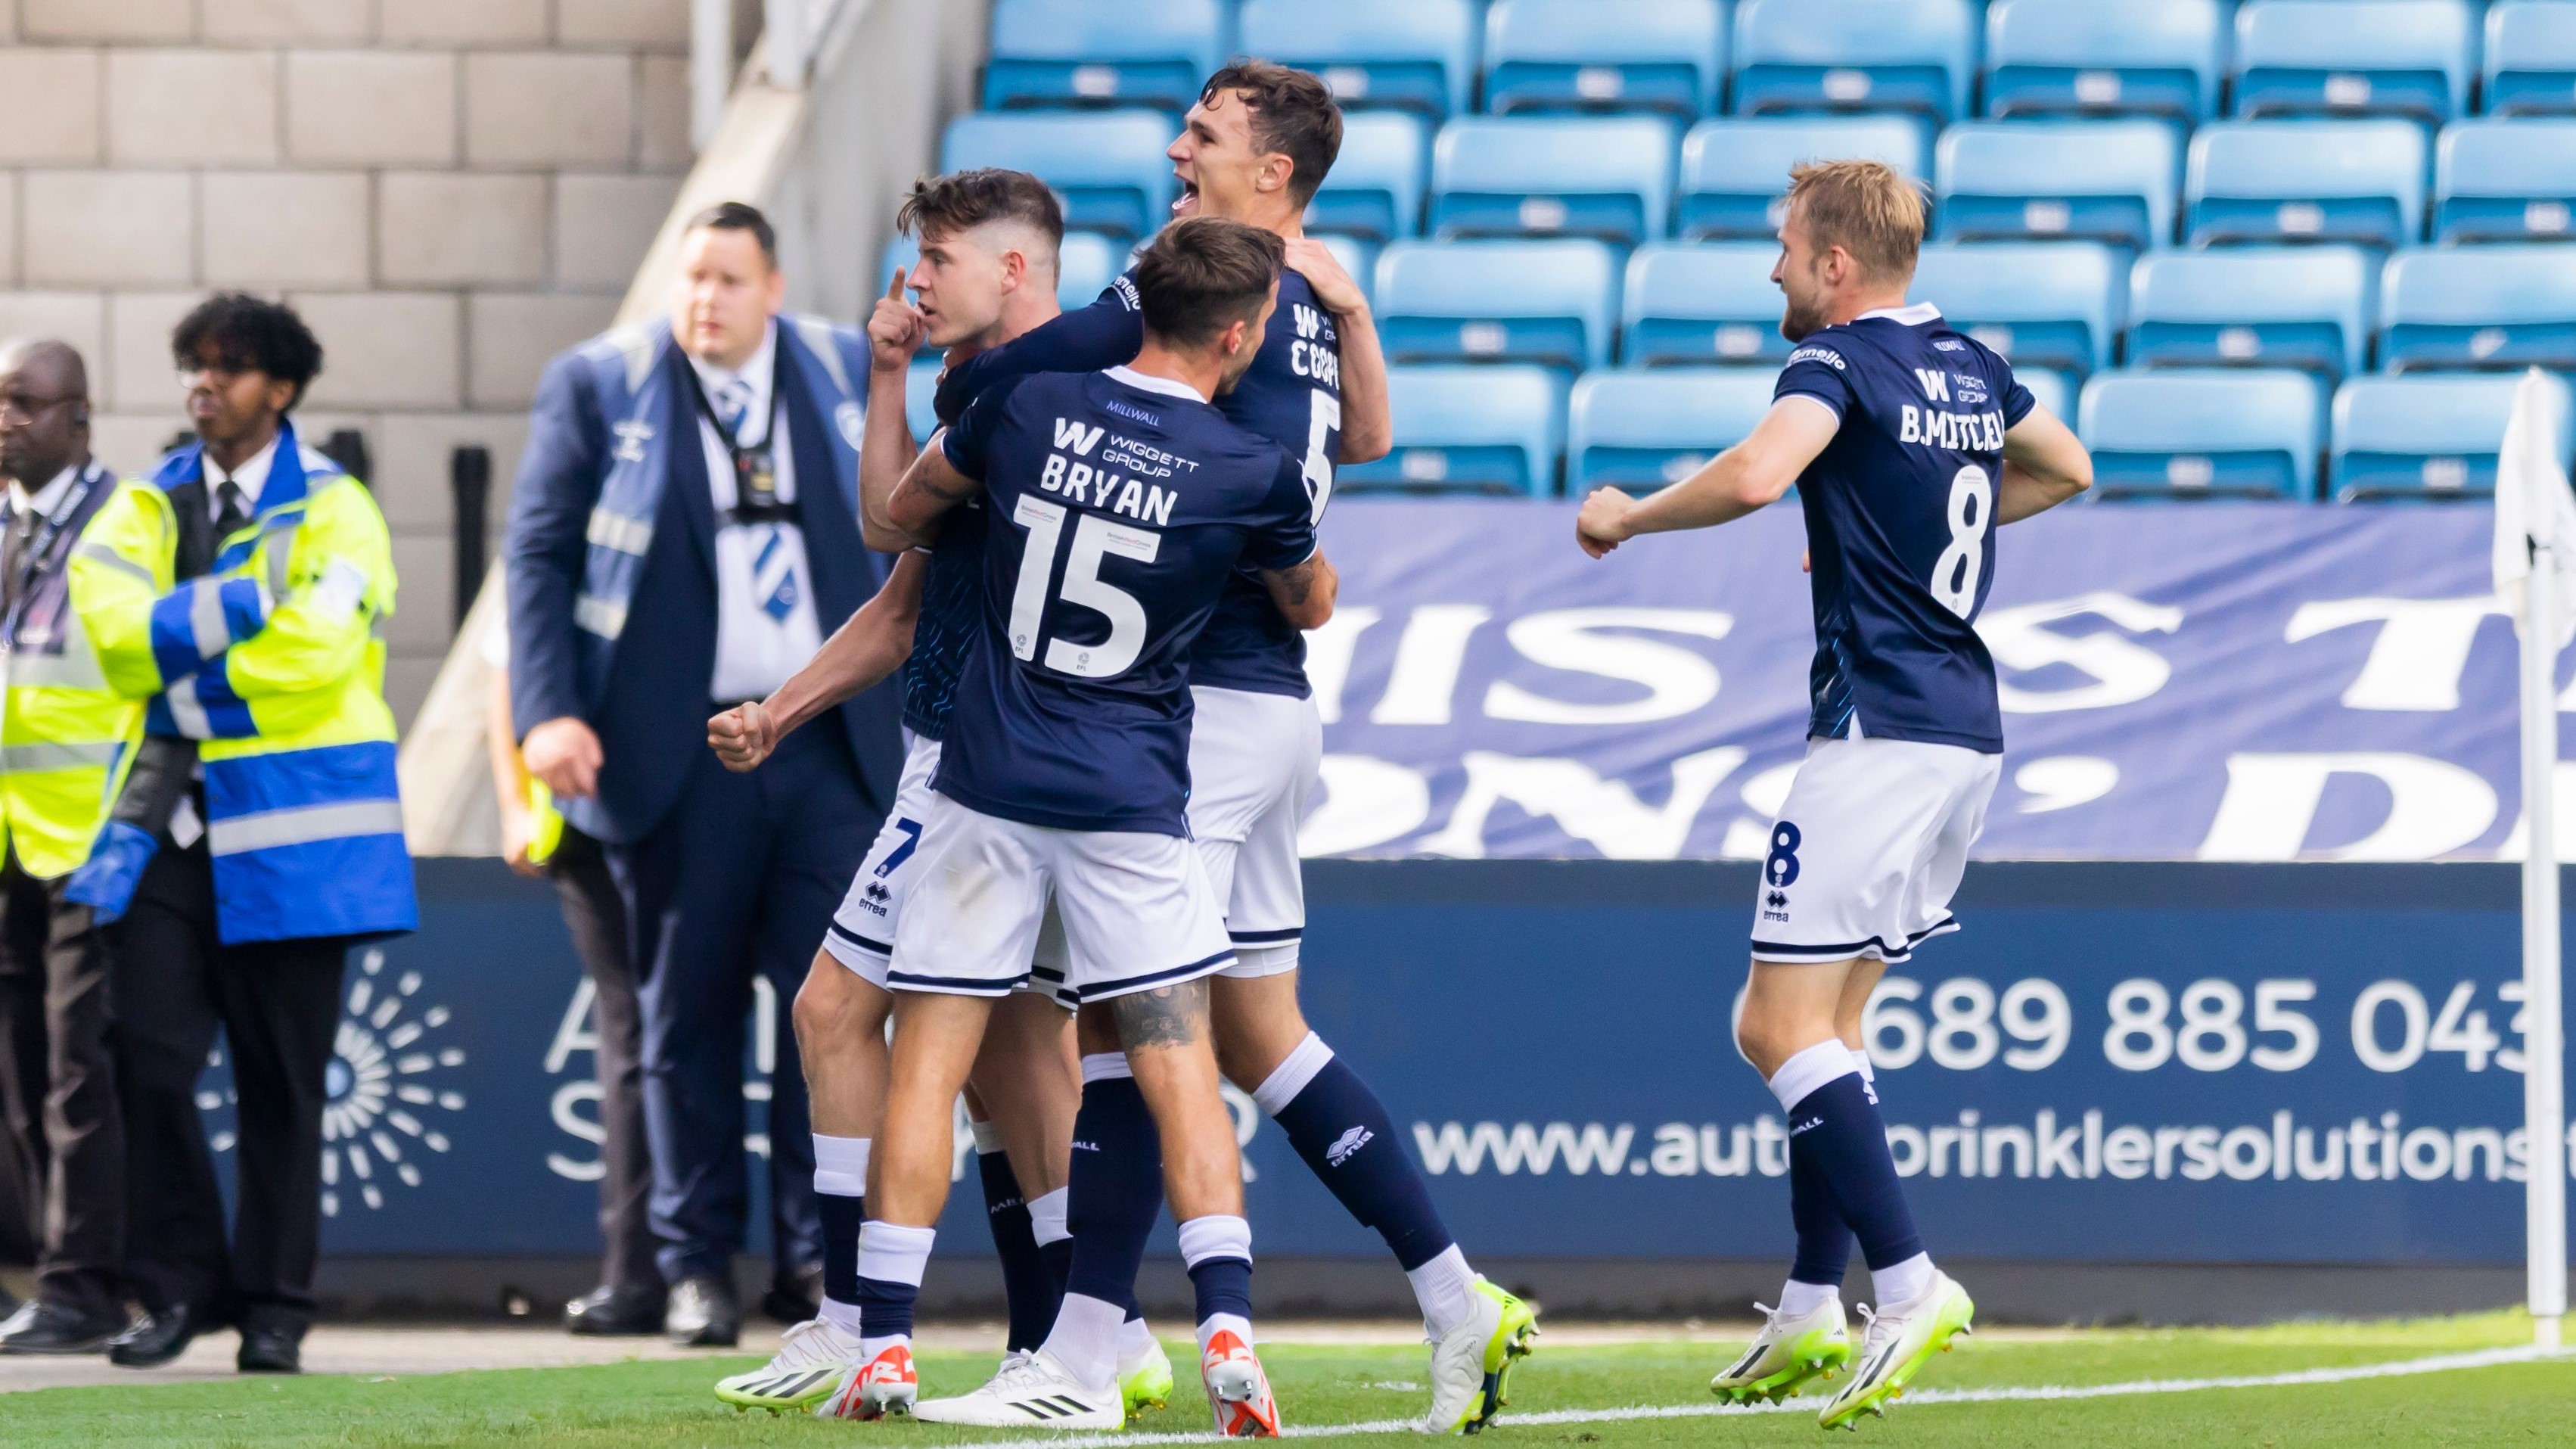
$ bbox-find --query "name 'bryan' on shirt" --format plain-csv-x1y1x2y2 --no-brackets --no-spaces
1037,415,1200,528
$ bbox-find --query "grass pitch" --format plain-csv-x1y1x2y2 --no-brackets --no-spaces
4,1311,2568,1448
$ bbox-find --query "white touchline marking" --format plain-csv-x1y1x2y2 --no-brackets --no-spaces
924,1345,2564,1447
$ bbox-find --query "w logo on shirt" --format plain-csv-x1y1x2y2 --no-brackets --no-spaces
1326,1124,1374,1165
1913,368,1952,403
1052,418,1105,454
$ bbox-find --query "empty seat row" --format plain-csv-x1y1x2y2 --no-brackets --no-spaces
1356,238,2576,381
983,0,2576,123
943,108,2576,249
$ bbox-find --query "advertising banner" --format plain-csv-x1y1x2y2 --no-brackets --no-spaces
1307,501,2539,864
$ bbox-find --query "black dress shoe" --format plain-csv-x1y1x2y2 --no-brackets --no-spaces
237,1326,301,1373
562,1283,664,1336
109,1304,209,1368
663,1274,740,1347
760,1264,823,1326
0,1298,126,1354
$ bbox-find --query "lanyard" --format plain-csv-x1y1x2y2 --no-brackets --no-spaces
2,462,101,643
679,334,797,527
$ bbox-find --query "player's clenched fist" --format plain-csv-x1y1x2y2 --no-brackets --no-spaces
1576,486,1636,558
867,269,928,373
1282,237,1368,316
708,701,777,773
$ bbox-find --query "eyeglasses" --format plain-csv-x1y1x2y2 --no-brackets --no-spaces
176,359,257,387
0,392,80,425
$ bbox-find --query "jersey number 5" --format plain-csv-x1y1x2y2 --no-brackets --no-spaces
1929,464,1992,619
1008,496,1161,679
1301,389,1341,521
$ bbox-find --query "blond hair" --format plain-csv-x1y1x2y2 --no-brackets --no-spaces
1785,160,1927,285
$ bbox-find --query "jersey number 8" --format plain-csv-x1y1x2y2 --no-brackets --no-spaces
1928,463,1991,620
1008,496,1160,679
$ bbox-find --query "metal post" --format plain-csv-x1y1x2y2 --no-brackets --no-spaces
690,0,733,151
451,446,490,632
2525,531,2569,1354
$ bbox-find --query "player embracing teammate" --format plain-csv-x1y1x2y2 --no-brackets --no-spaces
1578,160,2094,1429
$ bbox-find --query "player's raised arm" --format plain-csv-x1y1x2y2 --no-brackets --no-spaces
1577,397,1839,557
1284,238,1391,465
710,549,926,772
881,434,980,547
1996,401,2093,524
858,269,926,549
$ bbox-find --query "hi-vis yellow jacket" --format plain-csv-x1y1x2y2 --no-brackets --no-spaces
144,421,416,944
0,462,176,878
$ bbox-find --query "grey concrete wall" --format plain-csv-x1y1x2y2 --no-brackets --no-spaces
0,1,700,726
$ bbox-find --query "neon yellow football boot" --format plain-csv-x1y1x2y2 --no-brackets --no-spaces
1817,1273,1975,1431
1120,1332,1176,1421
1424,1277,1540,1434
1711,1298,1853,1405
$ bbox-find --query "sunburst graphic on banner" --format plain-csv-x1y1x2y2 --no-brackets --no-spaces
196,948,469,1216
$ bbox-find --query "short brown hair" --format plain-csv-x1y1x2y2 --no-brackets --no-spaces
897,168,1066,251
684,201,777,266
1785,160,1927,284
1134,216,1285,348
1200,61,1343,207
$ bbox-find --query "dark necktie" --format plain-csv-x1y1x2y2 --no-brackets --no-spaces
0,503,36,615
213,480,250,542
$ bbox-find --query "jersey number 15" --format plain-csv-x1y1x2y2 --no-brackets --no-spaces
1008,496,1160,679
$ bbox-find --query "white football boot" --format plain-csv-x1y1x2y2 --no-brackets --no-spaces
1818,1272,1975,1431
1422,1278,1540,1434
1708,1298,1852,1405
713,1317,868,1415
913,1347,1126,1430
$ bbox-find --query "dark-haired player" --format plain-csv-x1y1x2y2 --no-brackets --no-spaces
858,217,1325,1435
1576,160,2093,1429
929,62,1535,1436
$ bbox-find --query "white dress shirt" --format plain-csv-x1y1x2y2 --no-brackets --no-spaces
687,322,824,701
7,462,82,523
203,434,278,524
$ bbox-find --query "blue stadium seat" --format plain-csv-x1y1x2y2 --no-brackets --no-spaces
2487,1,2576,117
1483,0,1726,119
2330,373,2571,501
2077,368,2326,501
1909,242,2124,377
1676,115,1927,239
1339,365,1567,496
1568,368,1781,491
1429,116,1678,245
2017,367,2075,421
1934,120,2180,250
2184,120,2428,248
2379,246,2576,372
2127,247,2374,380
1983,0,2223,122
905,358,942,442
1375,239,1621,371
879,231,1124,317
980,0,1222,113
940,110,1176,239
1304,112,1428,242
2232,0,2473,124
1238,0,1477,119
1732,0,1977,123
1620,244,1788,366
2435,119,2576,242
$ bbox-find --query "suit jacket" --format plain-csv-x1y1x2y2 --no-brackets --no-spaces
504,331,902,845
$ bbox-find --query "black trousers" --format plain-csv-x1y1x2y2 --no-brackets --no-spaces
607,722,878,1286
111,837,346,1336
548,825,660,1298
0,862,122,1314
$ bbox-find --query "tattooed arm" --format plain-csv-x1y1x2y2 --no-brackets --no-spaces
1260,551,1336,632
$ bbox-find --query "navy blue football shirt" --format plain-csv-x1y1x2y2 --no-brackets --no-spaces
896,502,981,739
938,264,1341,698
1771,303,2034,754
934,367,1318,835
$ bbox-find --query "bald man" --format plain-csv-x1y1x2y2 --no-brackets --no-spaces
0,339,167,1353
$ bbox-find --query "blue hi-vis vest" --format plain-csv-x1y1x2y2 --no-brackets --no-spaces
567,315,869,709
144,421,416,945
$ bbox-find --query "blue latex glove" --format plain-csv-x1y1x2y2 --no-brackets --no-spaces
64,822,157,925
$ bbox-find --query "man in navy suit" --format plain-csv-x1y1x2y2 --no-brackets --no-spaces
504,203,902,1346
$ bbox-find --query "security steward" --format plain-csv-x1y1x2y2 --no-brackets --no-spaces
0,339,175,1354
506,204,902,1345
88,294,416,1374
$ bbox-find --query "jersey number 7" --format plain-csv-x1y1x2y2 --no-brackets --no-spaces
1008,496,1161,679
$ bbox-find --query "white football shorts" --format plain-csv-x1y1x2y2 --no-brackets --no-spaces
822,736,1071,1004
890,792,1235,1003
1748,735,2000,966
1186,686,1322,978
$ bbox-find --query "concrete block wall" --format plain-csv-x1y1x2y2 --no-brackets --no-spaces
0,1,698,726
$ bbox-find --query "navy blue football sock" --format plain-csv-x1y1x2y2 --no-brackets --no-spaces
975,1140,1054,1353
1789,1071,1925,1273
1063,1065,1165,1311
853,1221,934,1345
1266,1047,1455,1270
1787,1130,1855,1290
1177,1214,1254,1340
813,1133,870,1336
